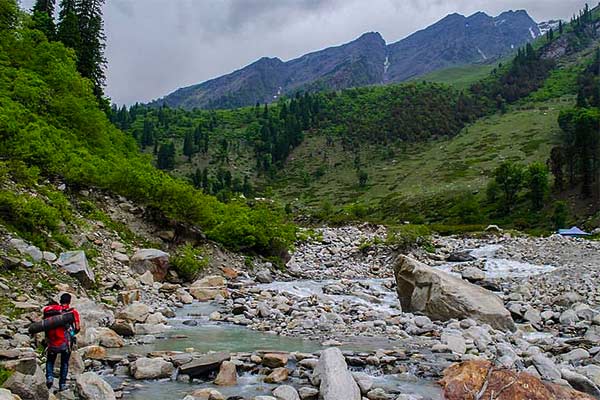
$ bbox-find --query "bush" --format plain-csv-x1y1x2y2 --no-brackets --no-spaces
386,224,432,252
0,365,12,386
170,244,208,282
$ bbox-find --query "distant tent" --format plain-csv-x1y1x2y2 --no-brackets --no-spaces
557,226,590,237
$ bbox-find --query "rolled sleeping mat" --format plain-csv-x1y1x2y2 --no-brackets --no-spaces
27,312,75,335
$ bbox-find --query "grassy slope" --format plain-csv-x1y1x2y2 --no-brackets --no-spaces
414,63,499,90
274,96,570,211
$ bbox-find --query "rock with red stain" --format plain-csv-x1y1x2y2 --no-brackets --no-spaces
440,360,596,400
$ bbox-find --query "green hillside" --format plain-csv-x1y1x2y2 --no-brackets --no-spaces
415,63,498,90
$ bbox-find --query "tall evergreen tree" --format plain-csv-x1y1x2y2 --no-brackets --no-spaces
32,0,56,38
57,0,81,53
75,0,106,99
183,131,194,161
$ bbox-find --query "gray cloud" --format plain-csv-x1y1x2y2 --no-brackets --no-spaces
19,0,591,105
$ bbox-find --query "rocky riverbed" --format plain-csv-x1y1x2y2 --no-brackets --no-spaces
1,222,600,400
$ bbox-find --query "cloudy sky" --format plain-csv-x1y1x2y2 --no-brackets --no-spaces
20,0,590,105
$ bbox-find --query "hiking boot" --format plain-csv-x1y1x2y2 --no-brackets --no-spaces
58,384,68,392
46,380,53,389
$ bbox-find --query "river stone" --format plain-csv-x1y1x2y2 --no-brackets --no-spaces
96,327,124,348
393,255,515,332
461,267,485,282
213,361,237,386
116,302,149,323
0,389,21,400
76,372,116,400
130,249,170,282
56,251,95,288
256,270,274,283
563,348,590,363
135,323,169,335
131,357,174,380
179,353,230,379
272,385,300,400
79,345,107,360
352,372,373,394
312,347,360,400
190,276,228,301
578,365,600,386
265,368,289,383
366,388,388,400
3,367,48,400
561,369,600,398
262,353,288,368
189,388,225,400
532,354,561,381
297,387,319,400
447,251,475,262
139,271,154,285
559,309,579,325
110,320,135,337
441,331,467,354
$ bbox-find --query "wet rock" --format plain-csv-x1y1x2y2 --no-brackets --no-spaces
264,368,289,383
130,249,170,282
312,347,360,400
446,251,475,262
213,361,237,386
297,387,319,400
440,359,596,400
393,255,515,331
262,353,288,368
272,385,300,400
179,353,230,379
76,372,116,400
189,388,225,400
56,251,95,288
131,357,174,380
366,388,389,400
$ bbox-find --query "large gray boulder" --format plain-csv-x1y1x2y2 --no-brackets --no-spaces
56,251,95,288
393,255,515,332
130,249,169,281
131,357,174,380
312,347,360,400
76,372,116,400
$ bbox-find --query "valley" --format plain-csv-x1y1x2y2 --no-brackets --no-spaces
0,1,599,400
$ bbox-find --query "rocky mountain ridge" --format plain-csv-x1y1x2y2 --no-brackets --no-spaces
153,10,541,109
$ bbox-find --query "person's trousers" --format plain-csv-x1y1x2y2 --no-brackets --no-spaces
46,350,70,387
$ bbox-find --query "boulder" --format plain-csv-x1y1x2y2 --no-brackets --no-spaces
131,357,174,380
130,249,170,282
213,361,237,386
272,385,300,400
190,276,228,302
179,353,230,379
56,251,95,288
297,387,319,400
72,298,114,329
262,353,288,368
189,388,225,400
116,302,149,323
312,347,360,400
561,369,600,398
256,270,273,283
264,368,289,383
531,354,561,381
393,255,515,331
2,367,48,400
76,372,116,400
440,359,596,400
96,328,124,348
110,320,135,337
79,345,107,360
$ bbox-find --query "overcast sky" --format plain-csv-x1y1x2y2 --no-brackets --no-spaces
20,0,592,105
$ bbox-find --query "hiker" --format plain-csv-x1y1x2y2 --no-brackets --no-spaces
43,293,80,391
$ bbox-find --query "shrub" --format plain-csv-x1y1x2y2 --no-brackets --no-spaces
386,224,432,252
170,244,208,282
0,365,12,386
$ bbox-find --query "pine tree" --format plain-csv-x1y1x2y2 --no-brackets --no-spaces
32,0,56,38
75,0,106,100
183,131,194,161
559,20,564,34
57,0,80,53
157,142,176,170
